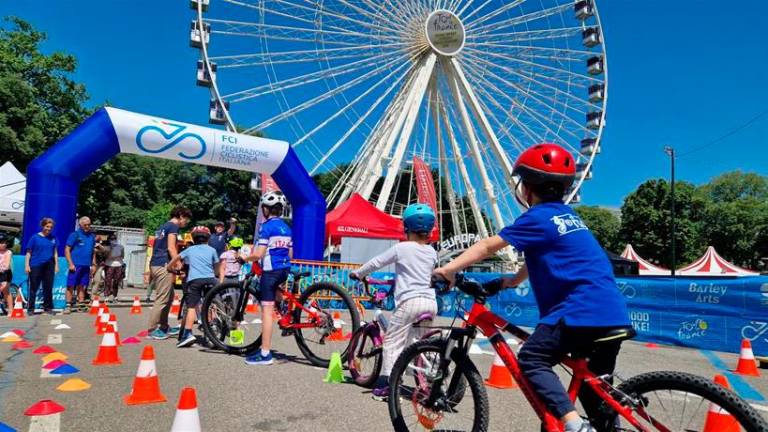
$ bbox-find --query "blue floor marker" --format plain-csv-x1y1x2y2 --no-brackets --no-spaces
700,350,765,402
50,364,80,375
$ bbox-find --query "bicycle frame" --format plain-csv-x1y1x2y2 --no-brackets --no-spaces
229,275,326,331
463,302,651,432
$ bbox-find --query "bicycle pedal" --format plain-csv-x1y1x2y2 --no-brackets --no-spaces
281,329,294,336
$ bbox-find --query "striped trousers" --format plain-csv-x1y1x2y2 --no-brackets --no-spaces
382,296,438,377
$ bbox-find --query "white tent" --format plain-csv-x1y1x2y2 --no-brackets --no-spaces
678,246,759,277
620,244,671,276
0,162,25,224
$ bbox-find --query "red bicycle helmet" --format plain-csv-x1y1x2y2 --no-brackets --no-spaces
190,225,211,239
512,143,576,188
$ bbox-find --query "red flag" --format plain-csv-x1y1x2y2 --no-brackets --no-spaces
412,157,439,241
261,173,280,193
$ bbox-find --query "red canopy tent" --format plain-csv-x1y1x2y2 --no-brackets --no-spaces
326,193,405,245
678,246,759,277
620,244,671,276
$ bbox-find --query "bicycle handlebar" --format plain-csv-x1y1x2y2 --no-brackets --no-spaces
431,273,504,301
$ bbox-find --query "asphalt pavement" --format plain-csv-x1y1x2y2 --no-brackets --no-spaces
0,287,766,431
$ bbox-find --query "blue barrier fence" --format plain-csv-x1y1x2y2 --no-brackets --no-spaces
11,256,69,310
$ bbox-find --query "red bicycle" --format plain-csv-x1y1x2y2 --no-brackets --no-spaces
387,274,767,432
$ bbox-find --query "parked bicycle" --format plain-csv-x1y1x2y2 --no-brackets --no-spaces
200,270,360,367
387,274,768,432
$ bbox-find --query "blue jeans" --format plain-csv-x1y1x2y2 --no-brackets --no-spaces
517,320,622,422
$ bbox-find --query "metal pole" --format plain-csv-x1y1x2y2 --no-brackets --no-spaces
665,146,676,277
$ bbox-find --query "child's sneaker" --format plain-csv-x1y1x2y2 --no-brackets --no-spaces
371,386,389,401
176,331,196,348
167,326,181,337
149,328,169,340
244,351,274,366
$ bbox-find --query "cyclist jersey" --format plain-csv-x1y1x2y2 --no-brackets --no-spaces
498,202,630,328
257,217,292,271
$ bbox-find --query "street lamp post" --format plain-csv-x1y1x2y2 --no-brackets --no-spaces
664,146,676,277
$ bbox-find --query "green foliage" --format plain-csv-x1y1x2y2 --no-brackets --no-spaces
574,205,620,251
143,202,174,234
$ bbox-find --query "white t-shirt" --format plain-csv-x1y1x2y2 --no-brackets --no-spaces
355,241,438,304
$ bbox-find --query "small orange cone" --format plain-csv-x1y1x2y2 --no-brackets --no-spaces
94,306,109,327
130,296,142,315
644,342,660,349
9,294,25,319
96,311,111,335
88,296,101,315
245,295,259,313
108,314,121,346
326,311,349,341
170,295,181,316
703,375,739,432
124,345,167,405
734,339,760,376
92,324,121,365
484,353,517,389
170,387,201,432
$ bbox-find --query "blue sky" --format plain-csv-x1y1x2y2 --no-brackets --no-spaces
2,0,767,207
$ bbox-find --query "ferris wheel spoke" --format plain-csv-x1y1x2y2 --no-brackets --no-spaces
468,26,583,43
465,42,597,59
458,0,492,22
208,19,399,46
471,2,572,34
223,49,404,102
463,0,525,30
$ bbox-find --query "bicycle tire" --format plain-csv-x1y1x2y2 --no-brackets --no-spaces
613,370,768,432
348,324,383,388
389,338,489,432
293,282,360,368
200,281,261,355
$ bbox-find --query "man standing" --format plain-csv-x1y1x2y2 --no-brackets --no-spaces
147,206,192,340
208,217,237,257
64,216,97,314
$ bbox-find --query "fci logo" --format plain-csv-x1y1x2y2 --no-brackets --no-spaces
136,120,206,160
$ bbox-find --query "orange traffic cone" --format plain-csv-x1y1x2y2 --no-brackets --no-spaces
9,294,25,319
124,345,167,405
326,311,349,341
94,306,109,327
170,295,181,316
734,339,760,377
246,295,259,313
130,296,142,315
703,374,739,432
88,296,101,315
170,387,201,432
96,311,111,335
484,353,517,389
92,324,121,365
108,314,121,346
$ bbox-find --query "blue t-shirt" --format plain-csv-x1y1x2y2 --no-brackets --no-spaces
208,231,230,257
26,233,57,267
499,202,630,327
179,244,219,281
258,217,292,271
150,221,180,267
66,229,96,267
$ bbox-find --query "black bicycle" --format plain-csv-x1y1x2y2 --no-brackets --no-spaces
200,270,360,367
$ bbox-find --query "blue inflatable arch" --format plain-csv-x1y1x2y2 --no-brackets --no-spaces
22,108,326,260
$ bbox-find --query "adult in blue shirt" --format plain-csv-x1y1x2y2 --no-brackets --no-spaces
435,144,630,432
64,216,97,313
208,217,237,257
24,217,59,314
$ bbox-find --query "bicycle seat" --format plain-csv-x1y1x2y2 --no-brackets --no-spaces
292,270,312,279
414,312,434,324
590,326,637,345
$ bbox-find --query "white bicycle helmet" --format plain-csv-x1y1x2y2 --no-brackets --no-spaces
261,191,287,208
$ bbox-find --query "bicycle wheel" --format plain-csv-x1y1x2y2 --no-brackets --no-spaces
293,282,361,367
608,370,768,431
348,324,383,388
200,281,262,355
389,339,489,432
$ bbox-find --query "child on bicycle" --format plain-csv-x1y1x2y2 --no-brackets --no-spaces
166,226,220,348
219,237,244,284
0,235,13,314
351,203,438,401
434,144,630,432
243,191,292,366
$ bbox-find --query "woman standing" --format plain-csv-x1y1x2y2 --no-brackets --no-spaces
25,218,59,314
103,233,125,303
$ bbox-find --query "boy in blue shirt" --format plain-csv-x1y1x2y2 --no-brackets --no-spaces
166,226,220,348
435,144,630,432
243,191,292,365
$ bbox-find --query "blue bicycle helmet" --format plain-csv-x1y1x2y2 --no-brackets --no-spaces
402,204,436,234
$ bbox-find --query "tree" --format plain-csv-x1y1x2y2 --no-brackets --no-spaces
574,206,620,251
0,17,88,171
618,179,707,268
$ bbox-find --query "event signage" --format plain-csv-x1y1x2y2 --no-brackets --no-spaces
440,232,480,252
105,108,289,174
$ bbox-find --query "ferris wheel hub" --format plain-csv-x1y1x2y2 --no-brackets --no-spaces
424,10,465,57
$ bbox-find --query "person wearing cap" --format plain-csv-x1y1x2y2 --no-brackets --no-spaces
208,217,237,257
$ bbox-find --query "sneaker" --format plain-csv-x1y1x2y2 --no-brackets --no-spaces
167,326,181,337
244,351,274,366
149,329,169,340
63,305,72,315
372,386,389,402
176,332,197,348
107,295,115,303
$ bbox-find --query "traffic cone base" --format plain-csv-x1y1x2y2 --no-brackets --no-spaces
323,352,345,383
57,378,91,392
484,353,517,389
124,345,166,405
170,387,201,432
734,339,760,377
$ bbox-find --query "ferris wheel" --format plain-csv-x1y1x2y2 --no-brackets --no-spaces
190,0,608,242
